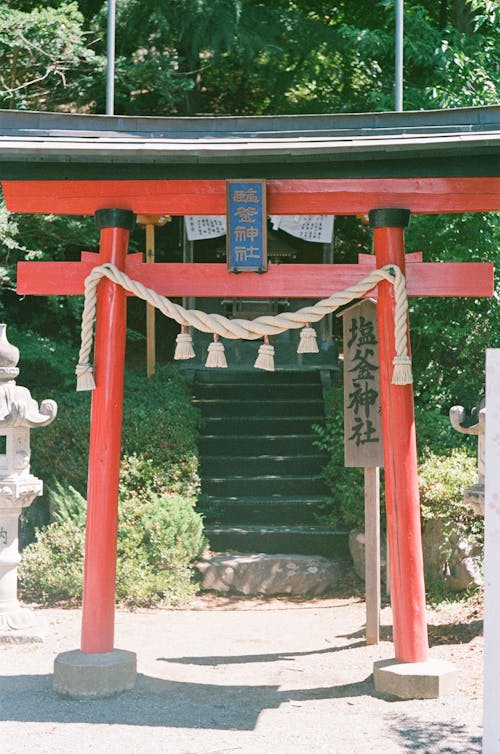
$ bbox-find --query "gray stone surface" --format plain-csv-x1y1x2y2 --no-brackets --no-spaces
422,519,483,591
348,529,387,583
196,552,347,596
373,657,459,700
0,607,47,644
53,648,137,699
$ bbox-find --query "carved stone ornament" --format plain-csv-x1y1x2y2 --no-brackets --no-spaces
449,395,485,516
0,482,42,509
0,325,57,642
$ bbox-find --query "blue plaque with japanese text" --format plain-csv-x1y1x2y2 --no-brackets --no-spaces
227,180,267,272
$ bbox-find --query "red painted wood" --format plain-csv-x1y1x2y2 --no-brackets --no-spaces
375,225,429,664
357,252,424,267
80,251,143,265
17,260,494,298
80,226,130,654
3,177,500,215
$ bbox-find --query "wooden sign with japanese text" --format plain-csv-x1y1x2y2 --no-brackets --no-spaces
226,180,267,272
341,300,384,468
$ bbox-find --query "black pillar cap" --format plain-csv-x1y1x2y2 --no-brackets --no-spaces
368,208,411,229
95,208,136,231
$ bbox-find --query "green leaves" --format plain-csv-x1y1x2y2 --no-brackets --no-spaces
0,2,101,110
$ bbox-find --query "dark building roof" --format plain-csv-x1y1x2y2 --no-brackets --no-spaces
0,106,499,180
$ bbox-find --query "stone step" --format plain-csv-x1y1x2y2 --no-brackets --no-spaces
201,416,324,435
201,454,327,476
194,398,324,418
193,383,323,401
196,553,348,597
194,370,321,386
199,434,319,455
204,525,349,559
201,496,324,525
202,474,326,497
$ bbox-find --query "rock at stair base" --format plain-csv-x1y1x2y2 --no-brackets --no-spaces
196,553,347,597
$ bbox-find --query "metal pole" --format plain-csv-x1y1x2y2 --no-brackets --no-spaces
106,0,116,115
395,0,404,111
145,222,156,378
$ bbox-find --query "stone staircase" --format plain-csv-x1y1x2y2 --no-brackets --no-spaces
193,370,349,560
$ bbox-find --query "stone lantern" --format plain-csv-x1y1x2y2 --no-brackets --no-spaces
449,395,485,515
0,324,57,641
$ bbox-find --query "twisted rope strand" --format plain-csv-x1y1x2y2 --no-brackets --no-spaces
76,263,411,389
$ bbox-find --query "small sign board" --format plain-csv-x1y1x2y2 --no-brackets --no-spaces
340,300,384,468
226,180,267,272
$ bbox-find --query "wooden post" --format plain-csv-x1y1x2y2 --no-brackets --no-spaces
81,208,135,654
369,207,428,664
137,215,170,378
365,466,381,644
340,299,383,645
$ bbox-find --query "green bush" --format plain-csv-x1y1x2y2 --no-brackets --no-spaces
7,325,79,396
30,364,200,500
19,520,85,605
19,479,206,607
419,449,477,521
22,362,201,546
418,448,482,586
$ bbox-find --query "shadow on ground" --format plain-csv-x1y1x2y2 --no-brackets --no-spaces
157,641,366,666
389,713,482,753
0,671,376,730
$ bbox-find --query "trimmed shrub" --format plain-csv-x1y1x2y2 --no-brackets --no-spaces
419,449,482,590
19,520,85,605
30,364,200,500
19,478,206,607
419,449,480,543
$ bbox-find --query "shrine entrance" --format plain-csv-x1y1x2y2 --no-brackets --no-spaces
1,105,498,699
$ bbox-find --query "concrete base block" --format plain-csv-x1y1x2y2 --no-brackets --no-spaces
373,657,459,700
53,648,137,699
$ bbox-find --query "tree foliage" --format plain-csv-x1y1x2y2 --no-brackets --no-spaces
0,0,498,417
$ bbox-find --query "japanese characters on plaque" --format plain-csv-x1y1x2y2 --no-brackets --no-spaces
226,180,267,272
341,300,384,468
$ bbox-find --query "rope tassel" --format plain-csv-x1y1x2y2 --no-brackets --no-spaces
174,325,195,360
392,355,413,385
297,323,319,354
76,363,96,392
254,336,275,371
205,334,227,368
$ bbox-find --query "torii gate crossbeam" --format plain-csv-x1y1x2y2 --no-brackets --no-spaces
14,201,495,667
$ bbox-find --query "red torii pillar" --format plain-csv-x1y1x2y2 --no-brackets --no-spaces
80,209,136,653
370,208,428,663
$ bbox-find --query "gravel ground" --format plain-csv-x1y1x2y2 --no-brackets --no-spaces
0,596,483,754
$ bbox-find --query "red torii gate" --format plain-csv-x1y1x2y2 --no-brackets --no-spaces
4,171,497,695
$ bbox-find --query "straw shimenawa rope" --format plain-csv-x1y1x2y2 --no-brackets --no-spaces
75,263,412,391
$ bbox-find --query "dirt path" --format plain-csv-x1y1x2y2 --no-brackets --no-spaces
0,595,483,754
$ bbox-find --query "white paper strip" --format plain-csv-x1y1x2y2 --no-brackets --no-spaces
270,215,334,243
185,216,226,241
483,348,500,753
